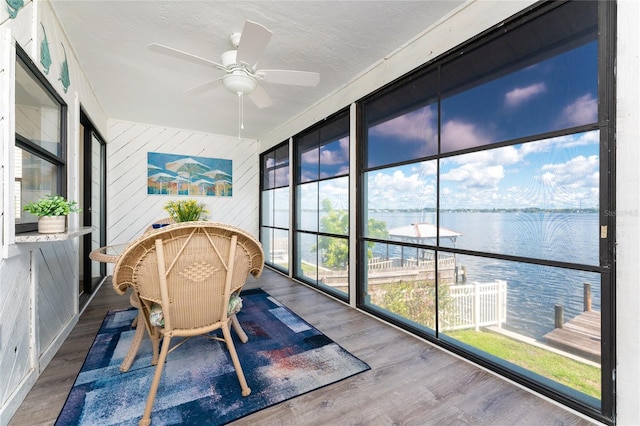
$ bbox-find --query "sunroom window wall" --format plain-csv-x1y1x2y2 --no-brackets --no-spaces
260,142,290,273
360,0,610,421
293,111,350,300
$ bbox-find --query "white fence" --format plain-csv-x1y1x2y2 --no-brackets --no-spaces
443,280,507,331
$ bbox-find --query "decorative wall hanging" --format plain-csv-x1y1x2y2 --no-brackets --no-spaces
5,0,23,18
40,23,51,75
147,152,233,197
59,43,70,93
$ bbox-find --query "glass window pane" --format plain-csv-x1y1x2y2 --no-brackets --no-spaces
262,151,276,189
318,177,349,236
15,59,62,157
296,182,318,232
440,254,601,405
319,136,349,179
296,232,318,283
16,148,58,225
274,144,289,187
365,70,438,168
261,190,274,227
273,228,289,271
364,241,438,334
440,2,598,153
298,143,319,183
263,143,289,189
317,235,348,297
367,104,438,168
439,131,599,265
273,187,289,229
261,227,273,263
364,160,437,238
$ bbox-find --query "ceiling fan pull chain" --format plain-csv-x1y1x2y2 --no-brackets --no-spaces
237,92,245,138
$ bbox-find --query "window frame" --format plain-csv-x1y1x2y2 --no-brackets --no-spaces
292,108,351,301
260,140,291,274
14,44,67,234
356,1,614,423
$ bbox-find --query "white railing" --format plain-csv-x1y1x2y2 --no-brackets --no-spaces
443,280,507,331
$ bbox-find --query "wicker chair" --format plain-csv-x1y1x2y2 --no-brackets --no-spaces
118,217,175,372
117,217,252,373
112,221,264,426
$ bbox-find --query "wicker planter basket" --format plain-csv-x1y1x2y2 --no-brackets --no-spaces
38,216,66,233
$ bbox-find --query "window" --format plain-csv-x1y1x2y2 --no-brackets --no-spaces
360,1,611,422
259,1,614,422
260,142,290,272
293,110,350,300
15,45,67,233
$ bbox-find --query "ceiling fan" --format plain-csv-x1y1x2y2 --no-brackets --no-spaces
148,20,320,110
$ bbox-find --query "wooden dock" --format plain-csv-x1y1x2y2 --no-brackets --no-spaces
543,310,601,363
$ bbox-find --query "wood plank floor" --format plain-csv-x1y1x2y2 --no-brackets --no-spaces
9,268,598,426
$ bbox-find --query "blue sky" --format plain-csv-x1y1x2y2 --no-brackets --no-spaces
364,40,599,211
365,130,599,211
292,40,600,212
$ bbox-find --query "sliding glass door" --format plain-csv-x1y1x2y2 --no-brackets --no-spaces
79,111,106,304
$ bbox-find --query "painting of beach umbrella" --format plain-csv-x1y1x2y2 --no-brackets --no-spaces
148,172,177,194
214,179,233,196
165,157,211,195
202,169,232,181
191,177,215,196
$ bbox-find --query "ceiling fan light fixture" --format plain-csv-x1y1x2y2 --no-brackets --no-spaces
223,71,257,95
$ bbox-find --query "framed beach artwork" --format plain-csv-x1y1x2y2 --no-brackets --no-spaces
147,152,233,197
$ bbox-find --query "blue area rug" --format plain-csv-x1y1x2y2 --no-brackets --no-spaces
56,289,370,425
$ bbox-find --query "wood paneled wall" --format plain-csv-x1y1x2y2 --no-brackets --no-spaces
105,120,260,246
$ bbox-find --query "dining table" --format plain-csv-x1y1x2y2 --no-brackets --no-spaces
89,243,130,264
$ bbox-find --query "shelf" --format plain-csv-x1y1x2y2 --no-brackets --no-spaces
14,227,93,243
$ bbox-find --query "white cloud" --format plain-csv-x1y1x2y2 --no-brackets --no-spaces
441,163,505,190
541,154,599,185
504,82,546,107
301,148,317,164
441,119,492,151
365,127,600,210
319,136,349,165
370,106,436,142
537,155,599,208
557,94,597,127
367,167,435,210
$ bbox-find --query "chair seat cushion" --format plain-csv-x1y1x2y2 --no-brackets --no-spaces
149,294,243,327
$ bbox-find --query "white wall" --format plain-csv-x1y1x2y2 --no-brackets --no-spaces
0,0,108,423
613,1,640,424
105,120,259,249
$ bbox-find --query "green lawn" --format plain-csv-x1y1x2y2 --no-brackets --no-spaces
447,329,601,399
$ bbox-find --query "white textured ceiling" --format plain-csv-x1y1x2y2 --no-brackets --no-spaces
51,1,464,140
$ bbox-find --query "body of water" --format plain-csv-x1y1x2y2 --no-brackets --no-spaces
369,211,601,339
291,209,601,340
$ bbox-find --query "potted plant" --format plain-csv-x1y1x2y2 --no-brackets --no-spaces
163,199,208,222
23,195,81,233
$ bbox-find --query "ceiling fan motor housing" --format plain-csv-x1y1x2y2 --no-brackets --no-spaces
223,69,257,95
221,50,239,68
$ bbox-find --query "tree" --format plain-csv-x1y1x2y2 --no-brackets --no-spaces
374,279,453,330
313,199,388,269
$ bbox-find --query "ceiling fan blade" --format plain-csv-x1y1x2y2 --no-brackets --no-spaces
148,43,226,70
235,20,272,69
249,84,273,109
257,69,320,87
183,78,223,95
